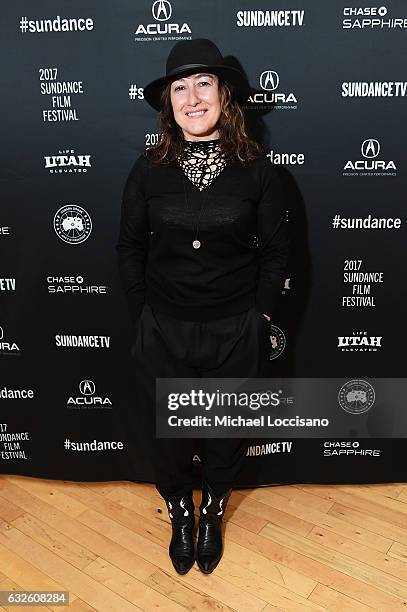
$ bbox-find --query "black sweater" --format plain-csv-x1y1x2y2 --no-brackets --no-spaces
116,149,289,323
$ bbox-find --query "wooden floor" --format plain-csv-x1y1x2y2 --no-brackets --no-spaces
0,477,407,611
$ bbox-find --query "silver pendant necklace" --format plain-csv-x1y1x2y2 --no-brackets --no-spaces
177,138,226,249
181,172,210,249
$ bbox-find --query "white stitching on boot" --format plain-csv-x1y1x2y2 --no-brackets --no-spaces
166,497,190,518
202,491,226,516
167,500,173,519
180,497,190,516
202,491,212,514
217,498,226,516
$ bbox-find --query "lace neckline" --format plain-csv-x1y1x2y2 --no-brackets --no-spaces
177,137,226,191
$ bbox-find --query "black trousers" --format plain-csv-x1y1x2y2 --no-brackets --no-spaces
132,302,270,499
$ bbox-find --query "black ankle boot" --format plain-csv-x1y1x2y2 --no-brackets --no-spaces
162,490,196,574
197,479,232,574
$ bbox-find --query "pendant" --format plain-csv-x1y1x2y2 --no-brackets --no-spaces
192,240,201,249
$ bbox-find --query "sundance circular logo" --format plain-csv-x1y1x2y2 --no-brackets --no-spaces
53,205,92,244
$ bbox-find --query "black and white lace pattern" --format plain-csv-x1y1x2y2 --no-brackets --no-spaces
176,138,227,191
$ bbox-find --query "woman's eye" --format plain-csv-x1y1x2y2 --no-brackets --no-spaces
174,81,210,92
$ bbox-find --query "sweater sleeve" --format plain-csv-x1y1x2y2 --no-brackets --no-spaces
255,157,289,316
115,153,150,325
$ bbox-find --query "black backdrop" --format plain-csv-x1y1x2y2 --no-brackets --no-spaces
2,1,406,486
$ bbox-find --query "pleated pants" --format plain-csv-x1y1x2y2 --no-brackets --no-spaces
131,302,270,498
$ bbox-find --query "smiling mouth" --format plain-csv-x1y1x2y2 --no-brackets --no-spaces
185,109,207,118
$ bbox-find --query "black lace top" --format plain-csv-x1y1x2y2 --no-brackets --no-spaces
176,138,227,191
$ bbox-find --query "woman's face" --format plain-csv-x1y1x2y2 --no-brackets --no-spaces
170,72,221,141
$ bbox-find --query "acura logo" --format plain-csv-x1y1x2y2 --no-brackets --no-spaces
79,380,95,395
152,0,172,21
361,139,380,159
260,70,279,91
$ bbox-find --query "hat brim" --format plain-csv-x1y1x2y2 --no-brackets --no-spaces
143,64,251,111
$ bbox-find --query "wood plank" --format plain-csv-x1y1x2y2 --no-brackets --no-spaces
366,484,406,499
0,480,157,583
0,537,74,605
306,525,407,580
3,476,89,518
397,488,407,504
388,542,407,564
77,482,119,496
233,490,391,553
185,554,326,611
297,485,407,530
144,569,236,612
84,556,187,611
341,486,407,517
329,503,407,547
222,539,317,598
0,494,25,523
307,582,375,612
225,520,406,610
241,485,334,513
0,523,142,611
259,521,407,608
62,598,98,611
52,482,172,549
11,512,97,570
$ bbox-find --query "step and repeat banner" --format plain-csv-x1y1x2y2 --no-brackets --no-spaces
2,1,406,487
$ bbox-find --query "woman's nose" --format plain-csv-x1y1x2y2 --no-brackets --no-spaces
186,87,201,104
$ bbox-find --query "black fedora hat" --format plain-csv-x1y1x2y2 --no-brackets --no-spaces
143,38,251,111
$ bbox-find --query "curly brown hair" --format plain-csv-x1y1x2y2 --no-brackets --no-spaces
144,76,264,166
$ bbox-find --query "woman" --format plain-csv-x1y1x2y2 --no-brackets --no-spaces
116,38,289,575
